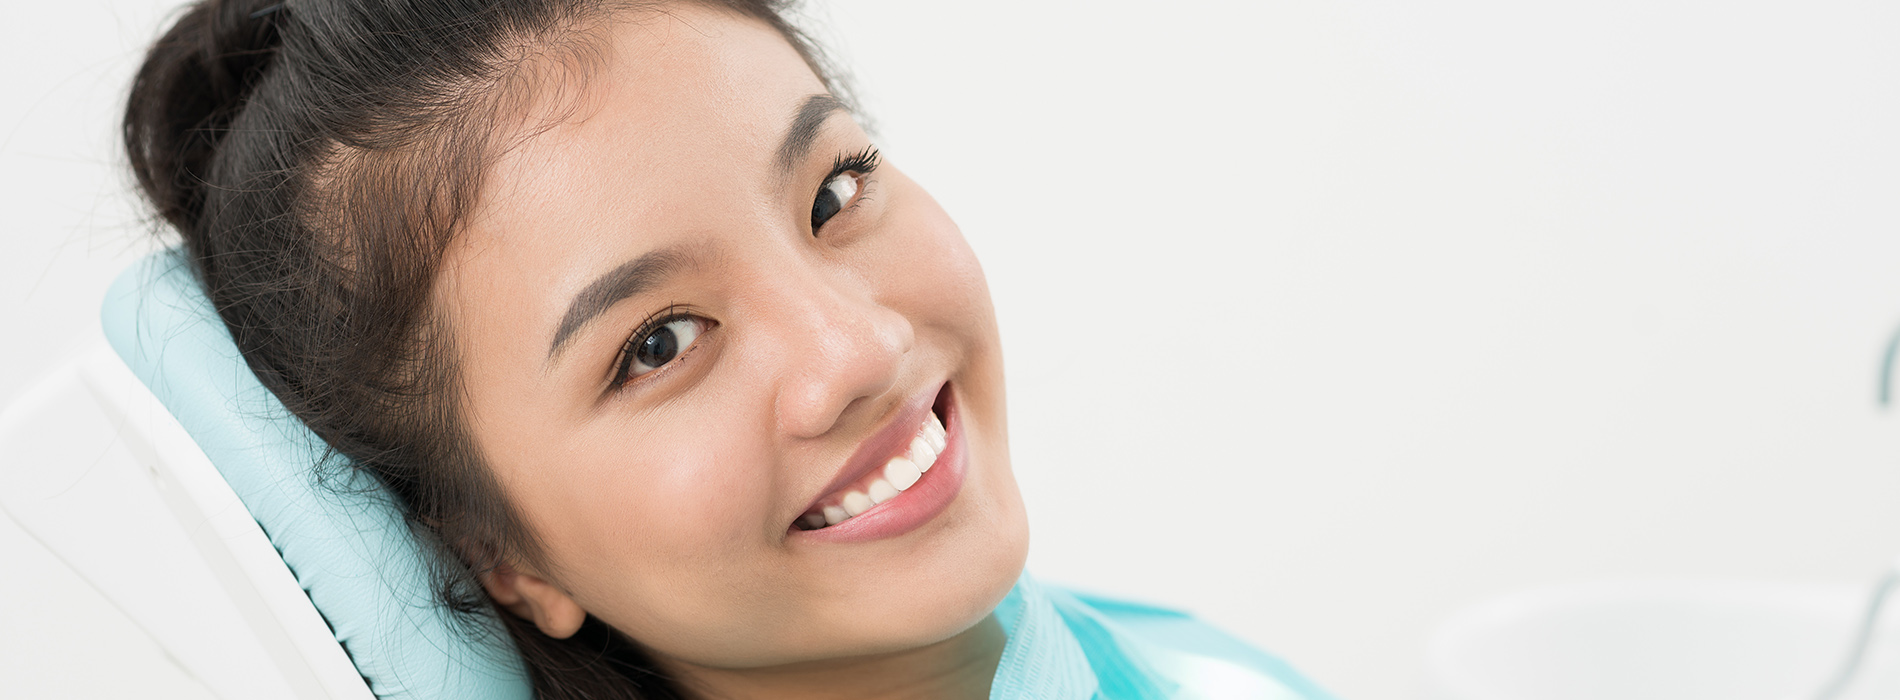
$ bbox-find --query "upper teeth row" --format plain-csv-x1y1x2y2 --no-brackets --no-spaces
803,410,946,529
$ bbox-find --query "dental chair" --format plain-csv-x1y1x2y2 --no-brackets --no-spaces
0,252,530,699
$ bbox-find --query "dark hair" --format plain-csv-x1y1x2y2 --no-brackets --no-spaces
124,1,844,697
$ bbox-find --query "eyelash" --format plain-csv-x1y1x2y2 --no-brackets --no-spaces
829,146,882,183
611,305,695,390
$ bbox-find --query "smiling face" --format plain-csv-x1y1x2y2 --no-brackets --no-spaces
437,5,1028,671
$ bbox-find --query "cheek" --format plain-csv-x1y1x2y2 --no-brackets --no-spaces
514,410,779,600
872,192,995,336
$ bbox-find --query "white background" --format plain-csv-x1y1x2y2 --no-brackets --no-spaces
4,1,1900,698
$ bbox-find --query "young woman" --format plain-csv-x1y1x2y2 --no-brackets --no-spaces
125,1,1336,698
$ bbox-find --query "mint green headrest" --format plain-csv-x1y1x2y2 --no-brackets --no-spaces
102,251,532,699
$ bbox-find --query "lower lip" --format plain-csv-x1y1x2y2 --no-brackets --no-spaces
793,387,967,544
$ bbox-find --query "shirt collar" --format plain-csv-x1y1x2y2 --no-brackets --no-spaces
989,573,1179,700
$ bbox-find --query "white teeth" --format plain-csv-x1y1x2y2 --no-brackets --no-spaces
884,457,922,490
802,411,950,531
907,436,937,472
841,491,874,516
923,413,947,452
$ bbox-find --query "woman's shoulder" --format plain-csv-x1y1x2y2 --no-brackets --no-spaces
1043,584,1342,700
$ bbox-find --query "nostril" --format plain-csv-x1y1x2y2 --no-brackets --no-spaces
775,344,908,441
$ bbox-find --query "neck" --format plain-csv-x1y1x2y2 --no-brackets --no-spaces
662,615,1007,700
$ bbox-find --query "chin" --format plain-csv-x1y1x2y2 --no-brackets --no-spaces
819,548,1028,664
792,468,1030,667
903,453,1029,642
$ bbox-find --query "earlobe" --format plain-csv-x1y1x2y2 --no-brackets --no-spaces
477,561,589,639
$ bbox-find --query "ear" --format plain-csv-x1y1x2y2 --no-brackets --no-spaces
477,560,588,639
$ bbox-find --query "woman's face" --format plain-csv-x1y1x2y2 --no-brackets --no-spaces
438,6,1028,670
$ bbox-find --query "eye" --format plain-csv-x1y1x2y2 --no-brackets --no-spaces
809,146,880,234
616,315,707,385
810,171,861,232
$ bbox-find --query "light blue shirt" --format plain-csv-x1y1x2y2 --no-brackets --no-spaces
990,574,1339,700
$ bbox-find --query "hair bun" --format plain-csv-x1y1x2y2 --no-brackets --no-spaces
125,0,289,234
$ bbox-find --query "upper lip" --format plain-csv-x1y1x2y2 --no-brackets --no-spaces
797,383,944,522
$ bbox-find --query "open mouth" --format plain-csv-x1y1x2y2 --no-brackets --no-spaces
792,386,953,532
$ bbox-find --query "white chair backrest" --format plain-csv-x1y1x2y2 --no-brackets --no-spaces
1,253,530,699
0,341,372,699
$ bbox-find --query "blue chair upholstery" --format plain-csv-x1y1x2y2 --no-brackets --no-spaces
102,251,532,699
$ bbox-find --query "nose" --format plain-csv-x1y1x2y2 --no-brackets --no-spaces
768,268,916,439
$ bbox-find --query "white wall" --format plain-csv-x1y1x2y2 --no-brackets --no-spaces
5,1,1899,698
0,2,202,697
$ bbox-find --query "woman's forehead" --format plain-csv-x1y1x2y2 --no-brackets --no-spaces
464,7,831,247
443,5,845,362
495,9,825,185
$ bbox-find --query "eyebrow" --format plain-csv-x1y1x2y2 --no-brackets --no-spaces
775,93,847,173
547,246,694,362
546,96,843,363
